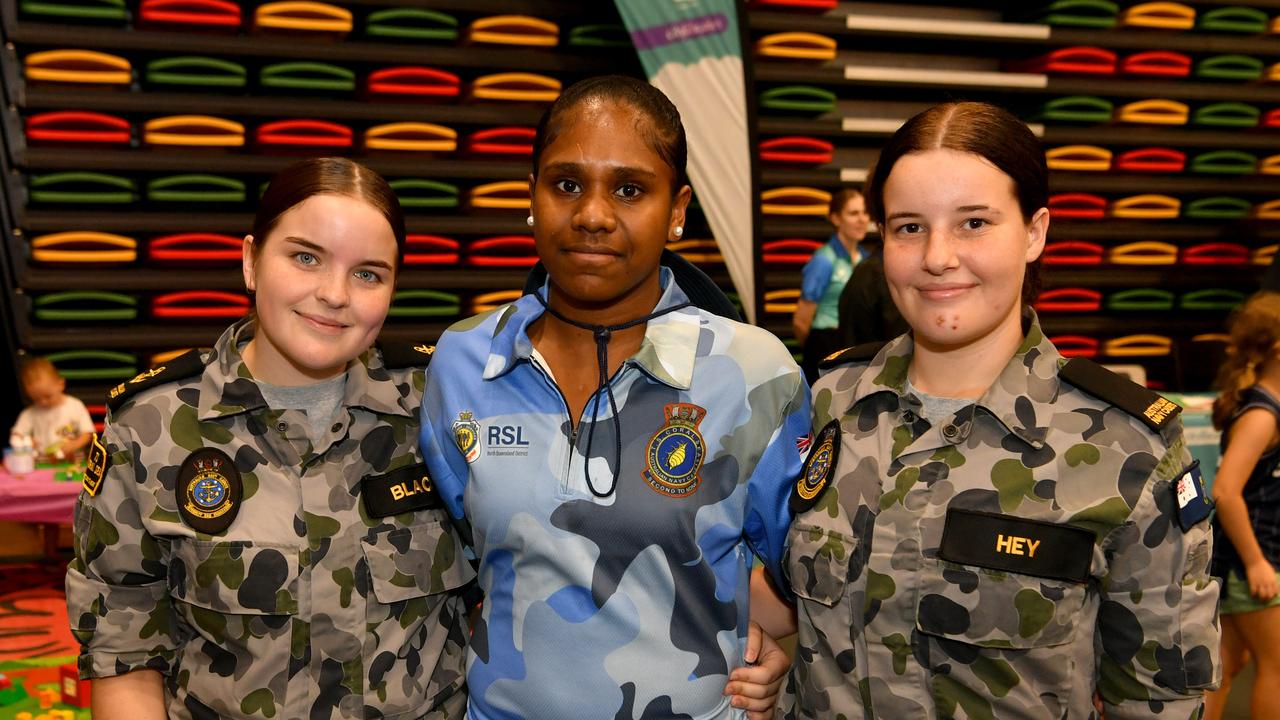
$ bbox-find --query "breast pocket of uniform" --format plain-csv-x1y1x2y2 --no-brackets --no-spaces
915,557,1089,713
167,539,300,715
787,521,859,650
361,520,476,714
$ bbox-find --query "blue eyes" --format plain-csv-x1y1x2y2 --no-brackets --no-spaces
292,252,382,284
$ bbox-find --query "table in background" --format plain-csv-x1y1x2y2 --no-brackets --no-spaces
0,466,82,558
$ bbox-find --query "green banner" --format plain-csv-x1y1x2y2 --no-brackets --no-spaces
615,0,755,321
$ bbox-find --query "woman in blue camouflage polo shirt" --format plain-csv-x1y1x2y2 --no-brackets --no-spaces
420,76,809,720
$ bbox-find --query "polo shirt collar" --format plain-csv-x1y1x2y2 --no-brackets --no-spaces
483,267,701,390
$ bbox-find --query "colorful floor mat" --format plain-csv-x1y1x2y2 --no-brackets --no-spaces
0,588,75,663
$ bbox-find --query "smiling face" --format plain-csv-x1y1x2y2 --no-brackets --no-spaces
529,98,690,314
830,193,870,245
241,193,398,385
881,149,1048,353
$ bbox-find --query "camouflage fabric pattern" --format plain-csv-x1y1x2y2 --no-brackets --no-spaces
420,270,811,719
66,318,474,720
780,314,1219,720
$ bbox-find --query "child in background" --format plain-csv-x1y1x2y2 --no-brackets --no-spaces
10,356,93,461
1205,290,1280,720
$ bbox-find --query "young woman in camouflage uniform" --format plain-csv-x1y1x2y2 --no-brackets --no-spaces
66,158,474,719
766,102,1220,718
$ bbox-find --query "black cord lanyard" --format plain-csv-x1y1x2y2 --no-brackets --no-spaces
532,292,693,497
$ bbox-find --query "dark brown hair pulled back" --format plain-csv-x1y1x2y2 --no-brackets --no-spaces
865,102,1048,304
251,157,406,270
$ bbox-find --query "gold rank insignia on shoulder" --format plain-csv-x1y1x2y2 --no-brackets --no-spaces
130,366,165,384
818,342,887,370
643,403,707,498
82,433,108,497
414,344,435,355
106,349,207,412
791,419,840,513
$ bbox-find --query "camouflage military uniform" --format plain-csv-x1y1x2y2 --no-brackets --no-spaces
780,314,1219,719
66,318,474,720
420,269,811,719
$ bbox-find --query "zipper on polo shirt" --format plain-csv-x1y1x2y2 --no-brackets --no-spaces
528,351,582,495
527,350,630,497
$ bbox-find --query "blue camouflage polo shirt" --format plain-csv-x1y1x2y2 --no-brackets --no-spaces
420,269,811,720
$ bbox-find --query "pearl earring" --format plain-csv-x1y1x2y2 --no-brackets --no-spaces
673,226,684,238
526,215,535,227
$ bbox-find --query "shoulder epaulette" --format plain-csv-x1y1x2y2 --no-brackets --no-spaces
106,348,208,412
819,341,886,369
1059,357,1181,435
379,341,435,369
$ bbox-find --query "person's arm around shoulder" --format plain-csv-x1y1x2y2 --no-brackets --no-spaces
1211,407,1280,599
1096,433,1220,718
65,420,174,718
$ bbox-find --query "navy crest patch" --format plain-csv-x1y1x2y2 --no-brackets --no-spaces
176,448,241,535
453,411,481,463
643,403,707,497
791,420,840,513
82,433,108,497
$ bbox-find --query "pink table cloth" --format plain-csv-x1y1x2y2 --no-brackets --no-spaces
0,468,82,524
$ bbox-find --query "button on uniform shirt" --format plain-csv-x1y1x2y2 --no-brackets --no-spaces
66,318,474,720
780,314,1219,720
420,270,811,720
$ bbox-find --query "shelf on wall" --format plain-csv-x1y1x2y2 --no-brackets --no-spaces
20,148,531,180
754,63,1280,104
17,266,534,292
1038,316,1230,335
761,167,1280,195
760,117,1280,151
20,89,549,126
749,10,1280,55
17,210,535,234
7,21,637,74
763,217,1280,242
20,321,458,351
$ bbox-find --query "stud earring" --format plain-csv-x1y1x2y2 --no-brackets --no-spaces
526,215,535,226
673,226,684,238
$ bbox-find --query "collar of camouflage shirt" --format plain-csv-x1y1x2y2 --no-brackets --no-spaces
844,308,1058,449
195,317,416,420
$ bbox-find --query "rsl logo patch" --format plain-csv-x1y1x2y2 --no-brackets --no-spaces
176,447,241,535
453,411,481,463
791,420,841,513
643,403,707,497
